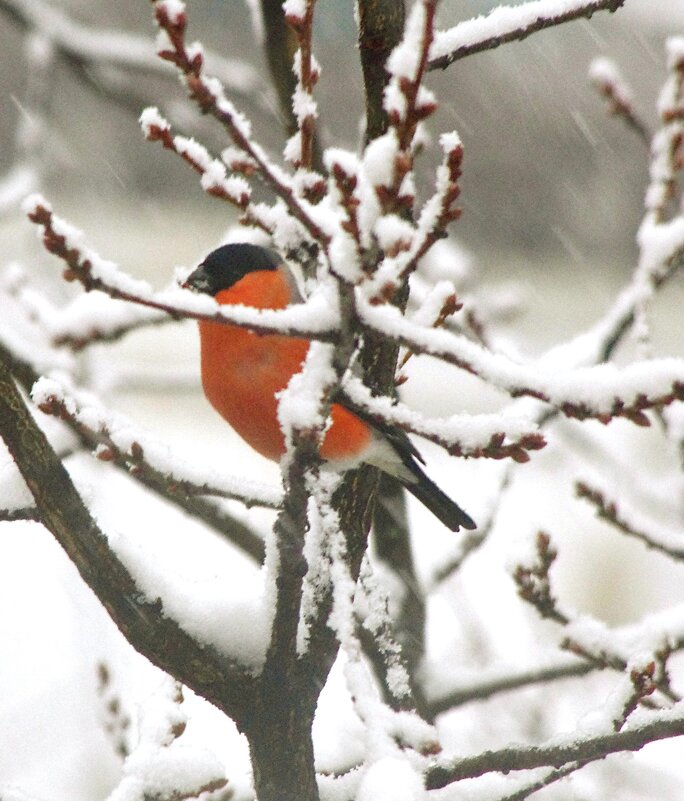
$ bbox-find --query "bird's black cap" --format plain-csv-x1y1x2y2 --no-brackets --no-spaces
184,243,280,296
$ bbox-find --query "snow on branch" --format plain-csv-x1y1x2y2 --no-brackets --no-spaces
645,37,684,224
151,0,330,253
364,133,464,299
283,0,319,170
427,591,684,716
589,57,651,144
32,375,281,512
425,700,684,789
24,195,339,340
0,352,259,721
1,339,267,561
576,480,684,562
0,505,40,522
358,295,684,425
341,376,545,462
9,276,170,351
513,532,679,703
140,107,255,210
428,0,626,71
384,0,439,152
107,678,229,801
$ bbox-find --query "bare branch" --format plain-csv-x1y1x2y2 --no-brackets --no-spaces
357,0,406,143
427,657,593,717
260,0,299,137
0,505,40,522
428,0,626,71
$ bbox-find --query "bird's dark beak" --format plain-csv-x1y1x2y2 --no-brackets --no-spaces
182,263,212,294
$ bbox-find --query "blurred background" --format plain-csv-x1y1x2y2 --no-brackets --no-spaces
1,0,683,266
2,1,684,799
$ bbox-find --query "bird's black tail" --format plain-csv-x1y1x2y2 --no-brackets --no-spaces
401,460,476,532
333,388,476,532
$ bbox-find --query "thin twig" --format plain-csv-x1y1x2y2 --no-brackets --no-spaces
576,481,684,562
589,57,651,145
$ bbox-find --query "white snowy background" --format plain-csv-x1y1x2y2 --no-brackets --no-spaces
1,1,684,800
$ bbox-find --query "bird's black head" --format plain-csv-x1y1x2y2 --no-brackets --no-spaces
183,243,280,296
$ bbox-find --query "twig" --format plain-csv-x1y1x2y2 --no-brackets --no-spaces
364,488,429,717
33,378,271,562
341,376,545,462
647,38,684,224
283,0,319,172
151,0,331,251
514,532,679,704
359,297,684,426
0,505,40,522
96,662,131,759
513,531,570,625
25,198,338,341
576,481,684,561
589,57,651,144
426,657,593,716
428,0,626,71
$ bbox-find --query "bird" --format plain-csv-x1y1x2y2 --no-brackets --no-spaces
183,242,476,532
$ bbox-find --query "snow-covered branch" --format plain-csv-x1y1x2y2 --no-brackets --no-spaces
283,0,319,170
32,376,280,510
577,480,684,562
589,57,651,144
428,0,626,71
341,376,545,461
426,702,684,788
24,195,339,340
151,0,330,253
0,352,259,724
0,340,268,560
359,296,684,425
514,532,679,703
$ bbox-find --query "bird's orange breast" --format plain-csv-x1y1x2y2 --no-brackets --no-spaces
198,269,371,462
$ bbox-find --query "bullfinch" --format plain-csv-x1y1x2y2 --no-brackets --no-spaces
184,243,476,532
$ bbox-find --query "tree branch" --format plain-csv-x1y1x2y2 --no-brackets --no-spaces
428,0,626,71
25,197,337,341
0,339,267,563
426,706,684,788
357,0,406,143
0,353,256,725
